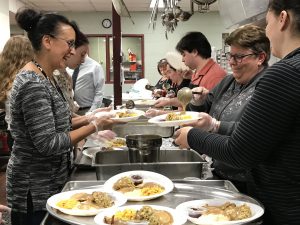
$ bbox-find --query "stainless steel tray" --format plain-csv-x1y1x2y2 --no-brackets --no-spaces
93,149,207,180
112,117,174,138
42,180,263,225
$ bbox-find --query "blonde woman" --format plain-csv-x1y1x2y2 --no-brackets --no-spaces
0,35,34,150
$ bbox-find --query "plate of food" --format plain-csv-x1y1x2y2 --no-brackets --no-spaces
134,99,157,106
103,170,174,201
111,109,145,122
47,188,127,216
148,111,202,127
83,138,127,158
94,204,187,225
175,199,264,225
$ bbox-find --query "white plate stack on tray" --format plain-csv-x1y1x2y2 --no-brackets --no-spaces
46,170,264,225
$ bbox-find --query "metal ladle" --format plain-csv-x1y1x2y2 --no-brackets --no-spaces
177,87,192,113
118,100,135,109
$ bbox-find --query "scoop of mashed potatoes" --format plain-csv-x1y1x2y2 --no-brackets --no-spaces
196,213,231,223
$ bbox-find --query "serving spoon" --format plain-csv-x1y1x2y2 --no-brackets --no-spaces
177,87,193,113
118,100,135,109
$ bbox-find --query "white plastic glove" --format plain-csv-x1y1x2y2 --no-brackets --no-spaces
181,112,220,132
145,108,166,118
89,110,116,133
89,130,117,143
190,87,209,106
86,106,115,122
154,97,171,108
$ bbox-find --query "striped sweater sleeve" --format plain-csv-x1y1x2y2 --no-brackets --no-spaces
13,74,72,156
188,59,300,175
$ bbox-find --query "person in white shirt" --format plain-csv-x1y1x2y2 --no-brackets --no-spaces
72,55,105,115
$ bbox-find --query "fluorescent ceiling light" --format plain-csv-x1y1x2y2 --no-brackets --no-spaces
150,0,164,8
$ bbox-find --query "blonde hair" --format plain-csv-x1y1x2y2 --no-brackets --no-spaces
0,35,34,105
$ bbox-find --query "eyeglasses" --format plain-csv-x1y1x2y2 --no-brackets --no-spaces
225,52,256,63
49,34,75,49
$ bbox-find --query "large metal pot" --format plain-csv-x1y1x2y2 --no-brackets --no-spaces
126,134,162,163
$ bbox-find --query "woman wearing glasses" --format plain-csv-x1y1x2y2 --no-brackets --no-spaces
175,0,300,224
7,8,116,225
181,25,270,194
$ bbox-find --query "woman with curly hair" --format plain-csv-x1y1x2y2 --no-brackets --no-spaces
0,35,34,150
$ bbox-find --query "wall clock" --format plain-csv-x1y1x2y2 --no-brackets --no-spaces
102,18,112,28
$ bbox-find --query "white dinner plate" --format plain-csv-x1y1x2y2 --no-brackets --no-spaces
47,188,127,216
111,109,145,122
94,204,187,225
103,170,174,201
134,99,157,106
175,199,264,225
148,111,202,127
83,138,127,158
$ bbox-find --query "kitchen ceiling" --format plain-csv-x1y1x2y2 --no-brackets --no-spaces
10,0,218,25
16,0,219,12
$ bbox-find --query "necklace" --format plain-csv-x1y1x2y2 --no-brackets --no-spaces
32,60,66,102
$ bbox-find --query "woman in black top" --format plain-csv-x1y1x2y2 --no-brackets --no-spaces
154,58,172,89
146,52,191,116
184,25,270,194
175,0,300,224
152,58,172,98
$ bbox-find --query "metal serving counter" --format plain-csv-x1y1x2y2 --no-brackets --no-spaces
41,117,263,225
41,179,264,225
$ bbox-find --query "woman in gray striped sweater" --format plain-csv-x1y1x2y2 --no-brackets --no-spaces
7,8,115,225
174,0,300,224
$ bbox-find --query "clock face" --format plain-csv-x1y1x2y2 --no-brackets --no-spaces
102,18,112,28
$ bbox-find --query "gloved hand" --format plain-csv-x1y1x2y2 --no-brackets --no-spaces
145,108,166,118
86,106,115,122
181,112,220,132
89,130,117,143
90,117,116,133
190,87,209,106
154,97,171,108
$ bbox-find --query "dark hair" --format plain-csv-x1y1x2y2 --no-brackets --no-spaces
70,21,89,49
157,58,168,75
268,0,300,34
15,8,75,51
176,32,211,59
225,24,271,66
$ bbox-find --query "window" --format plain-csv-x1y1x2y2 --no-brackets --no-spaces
87,34,144,84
